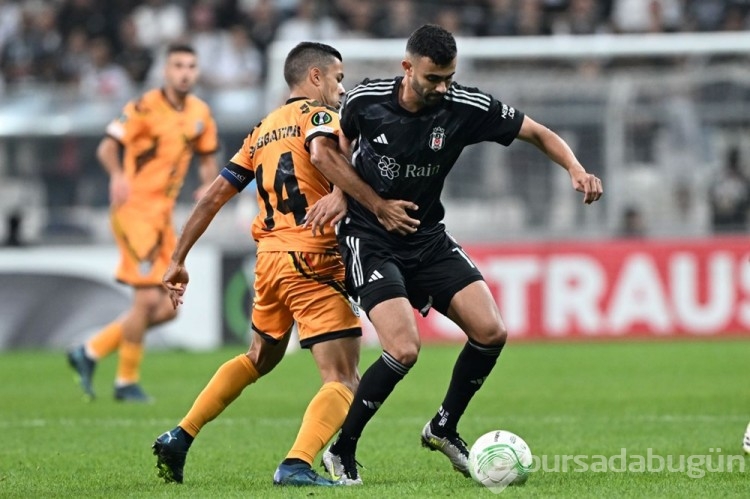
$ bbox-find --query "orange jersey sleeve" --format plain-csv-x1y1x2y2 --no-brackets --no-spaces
230,99,341,253
105,89,218,211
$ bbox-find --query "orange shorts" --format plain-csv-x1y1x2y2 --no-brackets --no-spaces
252,251,362,348
110,207,175,287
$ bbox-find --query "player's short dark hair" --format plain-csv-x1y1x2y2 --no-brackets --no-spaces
406,24,457,66
284,42,343,87
166,43,196,57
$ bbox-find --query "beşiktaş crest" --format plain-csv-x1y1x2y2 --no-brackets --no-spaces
429,127,445,151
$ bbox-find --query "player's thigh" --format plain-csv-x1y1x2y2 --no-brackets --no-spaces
446,280,507,345
281,252,362,349
409,233,505,344
367,297,420,364
251,252,295,344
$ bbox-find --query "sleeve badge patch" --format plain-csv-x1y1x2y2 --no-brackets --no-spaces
311,111,333,126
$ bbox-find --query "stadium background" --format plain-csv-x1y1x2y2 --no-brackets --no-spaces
1,0,750,349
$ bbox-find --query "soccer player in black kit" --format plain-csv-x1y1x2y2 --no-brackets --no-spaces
316,24,603,485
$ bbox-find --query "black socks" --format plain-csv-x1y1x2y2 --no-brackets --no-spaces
332,351,411,452
430,339,503,435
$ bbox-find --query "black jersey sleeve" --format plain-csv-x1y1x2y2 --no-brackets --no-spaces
473,96,524,146
450,84,525,146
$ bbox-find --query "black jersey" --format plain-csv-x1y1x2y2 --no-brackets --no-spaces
339,76,525,244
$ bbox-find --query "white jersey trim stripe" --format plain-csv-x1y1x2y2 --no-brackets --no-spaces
349,83,394,94
445,95,490,111
349,80,395,93
347,81,396,100
346,90,393,103
449,87,491,103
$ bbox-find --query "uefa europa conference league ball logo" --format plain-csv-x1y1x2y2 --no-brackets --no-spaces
469,430,533,494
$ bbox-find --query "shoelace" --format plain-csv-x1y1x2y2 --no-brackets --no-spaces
341,452,364,479
445,432,469,456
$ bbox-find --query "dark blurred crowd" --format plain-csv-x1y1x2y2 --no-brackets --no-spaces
2,0,750,98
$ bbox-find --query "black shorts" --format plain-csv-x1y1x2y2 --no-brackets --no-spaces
338,229,483,316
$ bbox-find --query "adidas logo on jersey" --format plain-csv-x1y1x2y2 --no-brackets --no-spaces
373,133,388,144
368,270,384,282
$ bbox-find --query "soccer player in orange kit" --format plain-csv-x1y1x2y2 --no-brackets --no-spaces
67,44,219,402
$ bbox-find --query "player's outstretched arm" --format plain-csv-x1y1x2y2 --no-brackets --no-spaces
516,116,603,205
308,136,420,235
163,176,237,308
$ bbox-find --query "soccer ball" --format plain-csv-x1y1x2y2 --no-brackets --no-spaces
468,430,532,488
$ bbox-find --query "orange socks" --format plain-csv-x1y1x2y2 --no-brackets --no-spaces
286,382,354,464
86,321,123,360
176,357,353,466
180,354,260,438
115,340,144,385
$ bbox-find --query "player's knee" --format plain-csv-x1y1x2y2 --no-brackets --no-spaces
471,322,507,347
159,305,179,323
387,343,420,367
337,372,360,395
149,297,178,325
318,360,359,392
245,349,267,376
246,345,283,376
491,326,508,346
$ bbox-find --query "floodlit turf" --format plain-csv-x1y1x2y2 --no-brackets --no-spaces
1,339,748,498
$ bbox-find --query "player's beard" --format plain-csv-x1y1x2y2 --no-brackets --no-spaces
413,80,444,107
424,92,445,106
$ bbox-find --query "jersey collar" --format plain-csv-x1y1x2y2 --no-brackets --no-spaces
160,88,187,111
286,96,308,105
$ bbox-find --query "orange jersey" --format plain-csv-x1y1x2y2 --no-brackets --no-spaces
230,98,341,253
105,88,218,213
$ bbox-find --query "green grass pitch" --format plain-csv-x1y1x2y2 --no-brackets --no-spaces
1,339,748,498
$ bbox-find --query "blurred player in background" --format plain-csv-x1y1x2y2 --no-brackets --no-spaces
67,44,219,402
151,42,416,486
321,24,603,484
